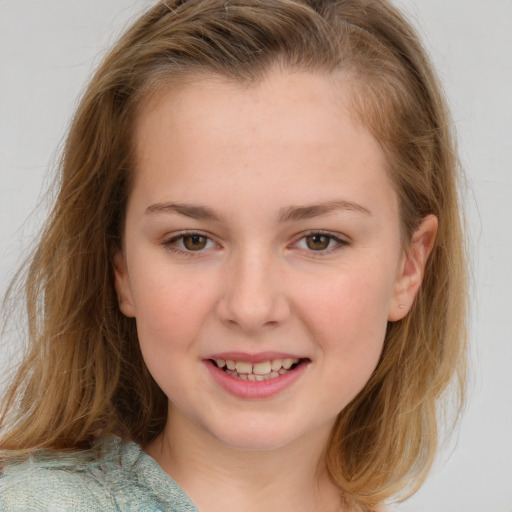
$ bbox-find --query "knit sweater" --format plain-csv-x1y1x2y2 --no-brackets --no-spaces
0,436,199,512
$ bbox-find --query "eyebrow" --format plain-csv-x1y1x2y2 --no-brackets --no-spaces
277,200,371,222
145,202,223,221
145,199,371,222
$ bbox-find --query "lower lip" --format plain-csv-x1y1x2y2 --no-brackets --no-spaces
205,360,308,399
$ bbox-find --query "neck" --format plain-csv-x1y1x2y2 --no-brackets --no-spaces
145,410,342,512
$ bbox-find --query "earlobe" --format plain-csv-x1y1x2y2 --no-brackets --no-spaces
113,250,136,318
388,214,438,321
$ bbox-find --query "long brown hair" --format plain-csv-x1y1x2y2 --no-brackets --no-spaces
1,1,467,507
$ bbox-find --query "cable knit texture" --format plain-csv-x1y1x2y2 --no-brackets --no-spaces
0,436,199,512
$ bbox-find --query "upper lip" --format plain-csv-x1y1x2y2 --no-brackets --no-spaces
205,351,307,363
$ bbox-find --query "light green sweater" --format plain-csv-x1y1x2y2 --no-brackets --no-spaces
0,436,199,512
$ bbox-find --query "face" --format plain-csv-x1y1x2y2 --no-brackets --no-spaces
115,69,435,452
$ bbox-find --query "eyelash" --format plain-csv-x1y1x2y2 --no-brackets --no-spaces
162,230,219,257
293,230,348,256
161,230,348,256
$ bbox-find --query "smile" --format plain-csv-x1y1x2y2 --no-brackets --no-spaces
206,355,309,399
213,358,300,381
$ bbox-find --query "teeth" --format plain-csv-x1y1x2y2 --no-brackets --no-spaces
235,361,253,374
223,368,290,381
271,359,283,371
253,361,271,375
215,357,300,380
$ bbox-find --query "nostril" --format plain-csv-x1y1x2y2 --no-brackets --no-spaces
215,279,291,332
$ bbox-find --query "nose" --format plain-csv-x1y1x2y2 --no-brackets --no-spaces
216,248,291,333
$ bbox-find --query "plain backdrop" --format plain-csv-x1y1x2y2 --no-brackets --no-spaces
1,1,511,511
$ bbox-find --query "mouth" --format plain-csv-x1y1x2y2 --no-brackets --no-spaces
210,357,306,381
205,355,310,399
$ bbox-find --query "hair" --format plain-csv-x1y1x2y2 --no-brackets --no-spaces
0,0,467,508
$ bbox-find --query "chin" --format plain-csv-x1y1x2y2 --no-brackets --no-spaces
214,429,300,452
201,414,330,453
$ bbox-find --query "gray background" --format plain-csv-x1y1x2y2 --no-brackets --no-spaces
1,1,511,510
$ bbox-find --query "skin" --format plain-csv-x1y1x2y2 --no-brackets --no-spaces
114,68,437,512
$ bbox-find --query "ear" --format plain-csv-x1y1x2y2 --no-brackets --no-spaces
113,250,136,318
388,214,438,321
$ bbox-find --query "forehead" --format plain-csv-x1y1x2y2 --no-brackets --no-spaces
129,69,395,217
135,69,348,142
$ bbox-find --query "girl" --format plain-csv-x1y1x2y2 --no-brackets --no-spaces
0,1,467,511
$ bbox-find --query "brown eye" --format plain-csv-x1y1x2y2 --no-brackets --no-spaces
305,234,331,251
183,234,208,251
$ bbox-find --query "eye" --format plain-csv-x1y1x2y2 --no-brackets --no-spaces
304,234,331,251
163,231,218,253
182,234,209,251
294,231,347,253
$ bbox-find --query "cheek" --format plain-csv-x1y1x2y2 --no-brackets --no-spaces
299,265,392,334
129,270,218,401
295,267,393,375
129,265,216,356
310,285,389,411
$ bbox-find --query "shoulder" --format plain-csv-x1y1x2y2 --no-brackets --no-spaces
0,458,119,512
0,437,198,512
